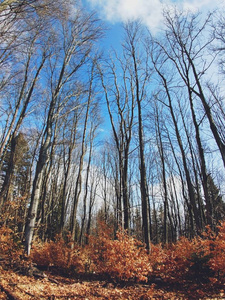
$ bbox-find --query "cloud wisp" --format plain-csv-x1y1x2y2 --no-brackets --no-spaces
86,0,224,32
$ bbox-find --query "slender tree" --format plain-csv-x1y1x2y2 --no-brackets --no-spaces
25,9,103,255
99,48,135,230
124,21,151,250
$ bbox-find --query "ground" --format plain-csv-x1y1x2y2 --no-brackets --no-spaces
0,267,224,300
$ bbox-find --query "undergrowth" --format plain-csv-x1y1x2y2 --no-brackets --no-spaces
0,222,225,288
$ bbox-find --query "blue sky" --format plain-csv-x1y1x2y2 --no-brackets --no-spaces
80,0,225,141
81,0,224,55
83,0,224,33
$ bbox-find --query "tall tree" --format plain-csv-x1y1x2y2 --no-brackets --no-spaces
124,21,151,250
24,8,103,255
154,104,170,243
79,104,101,244
148,9,225,234
162,10,225,168
150,50,202,234
70,61,98,245
99,48,135,230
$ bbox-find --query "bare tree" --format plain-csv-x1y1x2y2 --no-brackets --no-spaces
59,107,80,232
70,61,98,245
147,8,225,235
99,48,135,230
150,48,202,234
79,104,101,244
25,9,103,255
123,21,151,250
162,9,225,168
154,103,170,243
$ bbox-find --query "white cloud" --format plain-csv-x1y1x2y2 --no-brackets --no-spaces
86,0,224,32
180,0,223,12
87,0,164,31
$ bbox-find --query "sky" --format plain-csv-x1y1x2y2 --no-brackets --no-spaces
78,0,225,149
81,0,225,58
83,0,224,34
80,0,224,137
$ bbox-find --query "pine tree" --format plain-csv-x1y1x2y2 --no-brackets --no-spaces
0,133,31,207
207,175,225,228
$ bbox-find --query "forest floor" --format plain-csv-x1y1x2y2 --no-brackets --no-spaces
0,267,224,300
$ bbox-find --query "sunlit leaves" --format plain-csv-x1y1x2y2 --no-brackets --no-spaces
31,234,86,273
88,225,152,282
1,221,225,297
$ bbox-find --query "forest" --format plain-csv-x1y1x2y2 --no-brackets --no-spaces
0,0,225,298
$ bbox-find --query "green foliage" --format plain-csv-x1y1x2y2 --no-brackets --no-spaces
207,175,225,227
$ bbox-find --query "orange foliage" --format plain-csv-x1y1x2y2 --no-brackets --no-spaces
150,237,210,283
0,226,22,267
31,234,86,273
149,240,189,283
149,223,225,285
30,222,225,285
88,225,152,282
0,226,14,253
2,220,225,288
203,223,225,283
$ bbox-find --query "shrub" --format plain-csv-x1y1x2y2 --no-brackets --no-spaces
206,223,225,283
149,236,214,284
31,234,86,273
0,225,23,268
149,237,196,283
88,227,152,282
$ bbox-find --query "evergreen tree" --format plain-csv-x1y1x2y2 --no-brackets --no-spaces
0,133,31,206
207,175,225,227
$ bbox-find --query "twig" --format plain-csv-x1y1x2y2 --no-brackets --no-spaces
0,282,21,300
